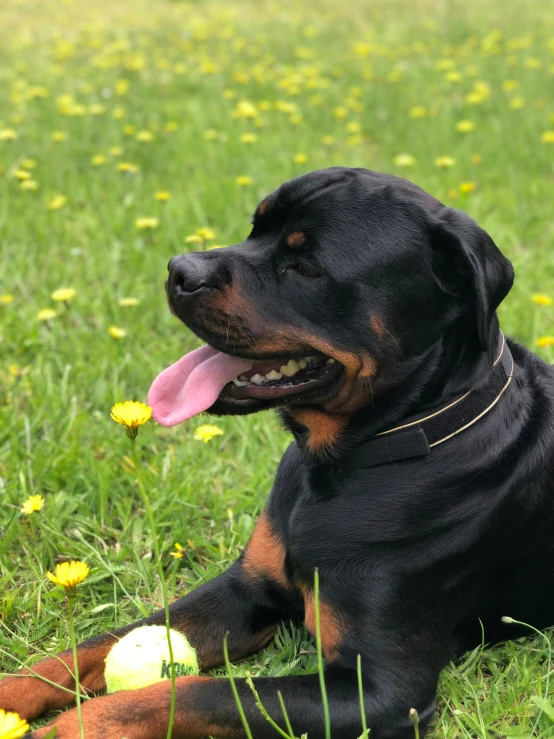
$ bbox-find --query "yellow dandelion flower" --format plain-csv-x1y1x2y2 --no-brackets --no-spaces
537,336,554,347
118,297,140,307
240,132,257,144
345,121,362,134
21,159,36,169
293,153,308,164
203,129,219,141
51,131,67,142
0,709,29,739
111,400,152,439
0,294,14,305
21,494,45,515
155,190,171,201
235,175,253,186
445,71,462,82
509,97,525,109
502,79,519,92
0,129,18,141
207,244,225,250
232,100,258,119
135,217,159,230
118,162,140,174
456,119,475,133
185,234,203,244
321,135,335,146
123,124,136,136
532,294,553,306
108,325,127,339
459,182,477,195
109,146,123,157
112,107,125,120
170,542,185,559
20,179,39,190
47,561,90,591
193,424,224,443
333,106,348,119
409,106,427,118
393,153,416,167
472,153,482,165
196,227,216,240
435,155,455,168
541,131,554,144
91,154,106,166
525,57,541,69
47,194,67,210
448,188,459,200
51,287,76,302
465,91,485,104
14,169,31,181
37,308,57,321
88,103,106,116
136,130,155,142
115,79,129,96
165,121,179,132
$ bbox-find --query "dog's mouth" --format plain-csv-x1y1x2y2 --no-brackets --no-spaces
222,354,338,399
147,343,343,426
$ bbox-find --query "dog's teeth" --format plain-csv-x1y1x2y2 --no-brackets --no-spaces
299,359,307,369
326,358,336,364
265,370,282,381
238,374,248,381
282,359,300,376
232,378,249,387
251,373,264,385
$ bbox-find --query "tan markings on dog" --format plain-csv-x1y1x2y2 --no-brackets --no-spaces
288,408,348,451
298,583,343,663
0,641,112,721
286,231,306,248
209,283,267,335
370,314,385,340
256,197,271,216
242,511,290,590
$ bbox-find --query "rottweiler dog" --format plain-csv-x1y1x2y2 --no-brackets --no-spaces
3,167,554,739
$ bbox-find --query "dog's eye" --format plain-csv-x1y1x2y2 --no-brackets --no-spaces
292,261,322,278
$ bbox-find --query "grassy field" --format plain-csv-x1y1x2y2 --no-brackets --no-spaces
1,0,554,735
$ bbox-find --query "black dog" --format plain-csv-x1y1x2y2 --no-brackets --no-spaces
3,167,554,739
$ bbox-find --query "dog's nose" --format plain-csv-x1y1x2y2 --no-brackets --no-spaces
167,253,226,296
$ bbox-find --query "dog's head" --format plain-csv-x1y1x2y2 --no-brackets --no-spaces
149,167,513,448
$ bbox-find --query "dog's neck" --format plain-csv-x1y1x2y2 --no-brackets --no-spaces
282,317,502,461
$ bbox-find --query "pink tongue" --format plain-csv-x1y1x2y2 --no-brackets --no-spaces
147,345,253,427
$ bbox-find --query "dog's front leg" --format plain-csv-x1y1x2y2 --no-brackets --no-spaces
25,661,439,739
0,541,298,723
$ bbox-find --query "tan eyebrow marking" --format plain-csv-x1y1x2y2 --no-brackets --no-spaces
369,314,385,340
286,231,306,248
256,197,271,215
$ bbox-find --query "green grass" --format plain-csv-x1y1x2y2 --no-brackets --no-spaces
1,0,554,735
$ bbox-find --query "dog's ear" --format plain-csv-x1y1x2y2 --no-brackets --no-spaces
430,207,514,351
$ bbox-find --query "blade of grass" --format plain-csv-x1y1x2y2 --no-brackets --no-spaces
314,568,331,739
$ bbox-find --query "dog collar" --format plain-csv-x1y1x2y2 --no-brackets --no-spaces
340,333,513,470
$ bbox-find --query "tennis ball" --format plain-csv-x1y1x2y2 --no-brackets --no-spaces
104,625,199,693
